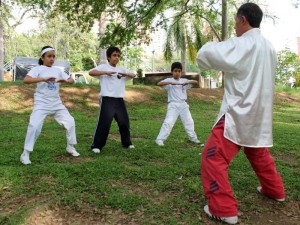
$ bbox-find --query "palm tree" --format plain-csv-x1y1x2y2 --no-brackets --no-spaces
164,14,207,72
163,0,218,73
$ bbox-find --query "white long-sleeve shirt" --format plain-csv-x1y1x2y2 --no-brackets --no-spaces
197,28,277,147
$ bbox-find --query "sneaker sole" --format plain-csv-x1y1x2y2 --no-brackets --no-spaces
257,186,285,202
204,205,238,224
91,149,101,154
20,159,31,165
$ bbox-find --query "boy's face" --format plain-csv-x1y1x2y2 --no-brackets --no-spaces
172,68,182,80
108,51,121,67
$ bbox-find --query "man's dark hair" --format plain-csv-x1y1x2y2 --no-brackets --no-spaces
39,45,53,65
171,62,182,71
106,46,121,58
237,3,263,28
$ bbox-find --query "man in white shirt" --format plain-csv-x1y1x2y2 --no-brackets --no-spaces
197,3,285,224
89,46,136,153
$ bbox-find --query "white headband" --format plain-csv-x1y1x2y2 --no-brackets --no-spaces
41,48,55,56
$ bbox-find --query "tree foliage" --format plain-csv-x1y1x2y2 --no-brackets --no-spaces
16,0,239,48
276,50,300,86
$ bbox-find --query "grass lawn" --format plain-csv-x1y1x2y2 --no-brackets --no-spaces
0,82,299,225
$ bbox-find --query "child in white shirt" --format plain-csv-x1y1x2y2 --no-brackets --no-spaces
155,62,201,146
89,46,136,153
20,46,80,165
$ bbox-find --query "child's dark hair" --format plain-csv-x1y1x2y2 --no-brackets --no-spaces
237,3,263,28
38,45,53,65
106,46,121,60
171,62,182,71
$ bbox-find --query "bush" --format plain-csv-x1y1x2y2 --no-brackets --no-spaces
295,74,300,87
137,68,143,78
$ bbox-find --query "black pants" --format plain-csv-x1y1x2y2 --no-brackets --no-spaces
91,97,132,149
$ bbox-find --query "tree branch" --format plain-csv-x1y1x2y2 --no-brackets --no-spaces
198,14,221,41
125,0,162,29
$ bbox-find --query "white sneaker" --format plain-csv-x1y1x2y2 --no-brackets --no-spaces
192,139,201,144
91,148,101,154
257,186,285,202
204,205,238,224
20,151,31,165
66,146,80,157
128,145,135,149
155,140,164,146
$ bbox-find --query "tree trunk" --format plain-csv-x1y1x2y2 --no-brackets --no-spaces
0,10,4,81
181,35,186,72
221,0,228,87
98,13,107,64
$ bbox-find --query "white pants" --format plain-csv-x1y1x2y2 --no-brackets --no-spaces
156,102,198,142
24,108,77,151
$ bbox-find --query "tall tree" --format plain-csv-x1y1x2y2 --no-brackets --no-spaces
163,14,209,71
0,0,4,81
221,0,228,86
1,0,37,81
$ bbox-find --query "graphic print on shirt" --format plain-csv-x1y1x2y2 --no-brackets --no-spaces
47,80,57,90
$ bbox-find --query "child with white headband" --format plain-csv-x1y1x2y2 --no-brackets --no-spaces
20,45,80,165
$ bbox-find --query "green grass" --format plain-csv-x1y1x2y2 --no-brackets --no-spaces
0,83,299,225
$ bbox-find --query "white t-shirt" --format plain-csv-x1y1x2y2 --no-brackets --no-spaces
90,64,132,98
161,77,192,102
28,65,70,109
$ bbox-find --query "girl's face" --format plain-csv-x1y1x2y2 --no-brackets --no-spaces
41,50,56,67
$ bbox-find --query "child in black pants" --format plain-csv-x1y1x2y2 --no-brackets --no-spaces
89,46,136,153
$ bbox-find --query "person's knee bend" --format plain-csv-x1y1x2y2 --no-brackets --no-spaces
64,116,76,129
28,121,42,132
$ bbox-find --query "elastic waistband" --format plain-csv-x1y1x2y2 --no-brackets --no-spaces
168,100,187,103
102,96,124,99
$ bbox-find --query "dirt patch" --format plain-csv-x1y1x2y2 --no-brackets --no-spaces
1,86,298,114
125,90,152,103
189,88,224,103
240,199,300,225
274,92,300,105
23,204,143,225
56,154,96,164
272,152,300,167
0,85,34,112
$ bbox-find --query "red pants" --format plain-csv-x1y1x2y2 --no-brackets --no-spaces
200,117,285,217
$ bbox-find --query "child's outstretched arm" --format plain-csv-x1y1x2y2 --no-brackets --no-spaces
157,81,178,86
88,70,115,77
23,75,55,84
118,72,136,78
57,77,75,84
182,80,198,86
